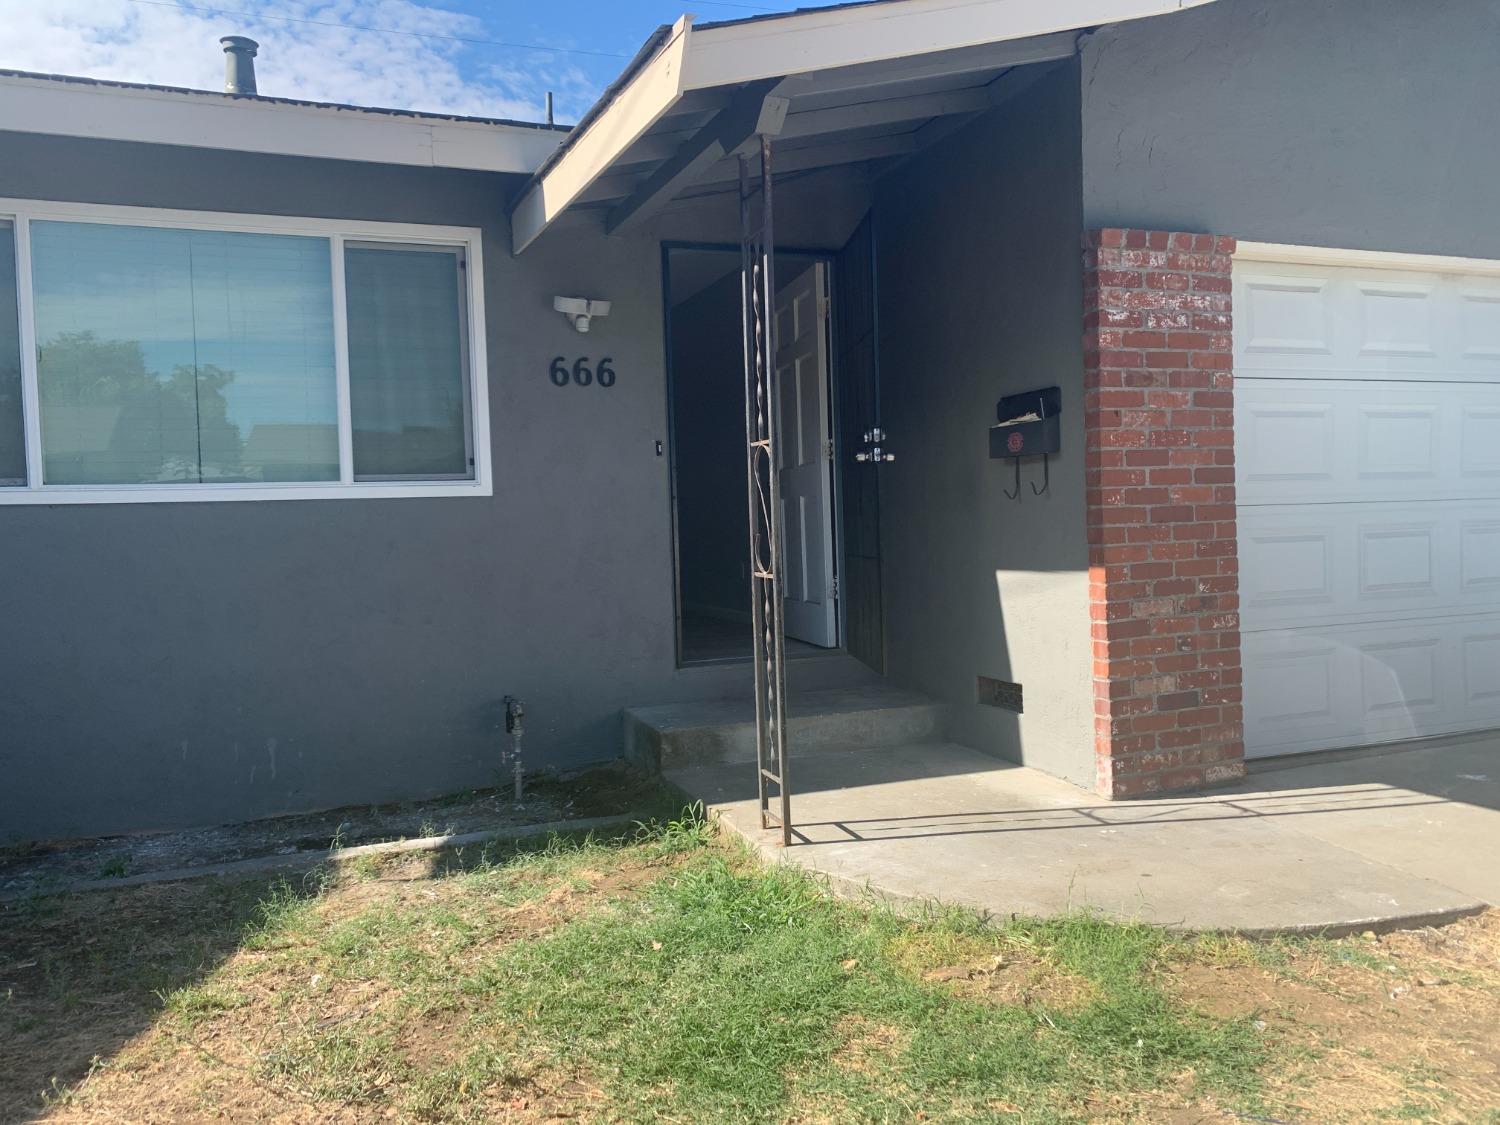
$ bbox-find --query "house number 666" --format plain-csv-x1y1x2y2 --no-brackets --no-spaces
550,356,616,388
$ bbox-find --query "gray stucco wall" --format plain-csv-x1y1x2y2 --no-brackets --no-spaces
0,131,875,842
1081,0,1500,256
872,62,1096,787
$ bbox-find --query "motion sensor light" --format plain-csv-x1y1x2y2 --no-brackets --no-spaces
553,296,611,333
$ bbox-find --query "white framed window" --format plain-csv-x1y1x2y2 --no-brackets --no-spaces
0,198,491,504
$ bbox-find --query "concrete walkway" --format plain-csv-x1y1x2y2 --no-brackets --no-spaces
667,732,1499,934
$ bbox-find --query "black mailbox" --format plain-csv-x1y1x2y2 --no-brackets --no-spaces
990,386,1061,460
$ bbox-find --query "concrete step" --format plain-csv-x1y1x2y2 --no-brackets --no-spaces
624,684,946,772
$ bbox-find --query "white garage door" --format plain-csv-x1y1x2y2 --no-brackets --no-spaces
1235,245,1500,758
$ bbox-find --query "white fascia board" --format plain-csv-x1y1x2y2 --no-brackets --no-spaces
0,74,562,175
510,17,694,255
680,0,1218,90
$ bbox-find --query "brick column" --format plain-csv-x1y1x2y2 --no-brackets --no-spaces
1082,229,1246,798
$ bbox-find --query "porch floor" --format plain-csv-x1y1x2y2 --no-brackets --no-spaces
680,610,829,663
666,733,1500,935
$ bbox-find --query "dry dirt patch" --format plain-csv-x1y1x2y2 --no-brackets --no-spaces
886,923,1097,1011
1169,912,1500,1122
1,844,681,1124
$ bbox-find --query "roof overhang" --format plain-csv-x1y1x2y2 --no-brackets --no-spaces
0,71,566,175
509,0,1218,253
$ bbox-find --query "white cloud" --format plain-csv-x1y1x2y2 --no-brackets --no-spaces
0,0,601,121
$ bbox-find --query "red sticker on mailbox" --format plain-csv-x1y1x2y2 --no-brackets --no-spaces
1006,431,1024,454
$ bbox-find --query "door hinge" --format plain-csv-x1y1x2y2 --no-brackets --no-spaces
824,438,834,460
819,295,832,320
831,577,839,600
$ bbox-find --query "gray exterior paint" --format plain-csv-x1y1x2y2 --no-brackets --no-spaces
1081,0,1500,256
0,132,870,842
873,62,1096,787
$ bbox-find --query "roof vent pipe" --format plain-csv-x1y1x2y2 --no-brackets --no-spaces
219,35,259,95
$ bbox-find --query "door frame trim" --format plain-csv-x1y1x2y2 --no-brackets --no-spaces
660,239,844,668
1237,241,1500,276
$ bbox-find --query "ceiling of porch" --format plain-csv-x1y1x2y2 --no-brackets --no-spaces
565,33,1074,216
509,0,1221,253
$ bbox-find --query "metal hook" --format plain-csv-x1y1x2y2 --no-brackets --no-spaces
1030,453,1050,496
1004,457,1021,501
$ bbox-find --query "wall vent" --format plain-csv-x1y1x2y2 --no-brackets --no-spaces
977,675,1023,713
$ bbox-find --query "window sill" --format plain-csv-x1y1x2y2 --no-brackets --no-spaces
0,480,493,505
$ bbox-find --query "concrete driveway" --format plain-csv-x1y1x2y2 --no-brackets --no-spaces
667,731,1499,934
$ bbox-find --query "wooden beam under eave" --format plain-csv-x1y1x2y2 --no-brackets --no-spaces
696,131,920,186
605,83,790,235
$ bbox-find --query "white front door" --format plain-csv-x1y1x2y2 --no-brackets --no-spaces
1235,247,1500,757
775,263,838,647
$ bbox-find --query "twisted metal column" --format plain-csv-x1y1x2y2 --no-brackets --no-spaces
739,138,791,846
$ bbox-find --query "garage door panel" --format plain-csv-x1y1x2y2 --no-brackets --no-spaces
1463,633,1500,709
1241,523,1334,616
1241,274,1333,356
1236,262,1500,382
1244,613,1500,757
1356,281,1438,361
1359,638,1440,720
1459,291,1500,360
1239,397,1337,489
1236,380,1500,504
1243,634,1343,753
1358,404,1438,482
1358,521,1437,600
1461,520,1500,592
1236,248,1500,758
1241,502,1500,630
1460,407,1500,474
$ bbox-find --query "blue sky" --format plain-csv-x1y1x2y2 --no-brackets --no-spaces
1,1,841,124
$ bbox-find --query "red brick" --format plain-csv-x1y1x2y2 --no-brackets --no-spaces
1145,271,1191,292
1190,351,1233,370
1085,226,1243,802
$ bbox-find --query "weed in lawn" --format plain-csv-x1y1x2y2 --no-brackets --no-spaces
348,852,384,881
262,1019,408,1105
241,875,322,950
159,983,250,1025
634,801,713,855
317,901,476,986
94,857,128,880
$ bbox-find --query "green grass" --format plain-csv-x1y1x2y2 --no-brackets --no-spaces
48,808,1498,1122
445,848,1264,1122
202,810,1267,1121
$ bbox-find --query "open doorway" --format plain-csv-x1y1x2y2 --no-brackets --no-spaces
665,244,840,665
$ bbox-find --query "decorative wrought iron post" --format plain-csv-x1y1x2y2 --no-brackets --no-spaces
739,137,792,847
